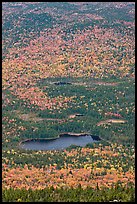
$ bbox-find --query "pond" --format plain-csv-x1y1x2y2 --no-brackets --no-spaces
20,134,100,151
54,81,72,85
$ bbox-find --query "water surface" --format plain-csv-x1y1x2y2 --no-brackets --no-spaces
20,135,97,151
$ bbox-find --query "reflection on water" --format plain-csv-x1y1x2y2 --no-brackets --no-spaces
20,135,97,151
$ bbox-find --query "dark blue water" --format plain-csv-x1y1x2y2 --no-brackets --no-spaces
20,135,97,151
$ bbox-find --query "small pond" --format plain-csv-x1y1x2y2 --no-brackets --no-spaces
54,81,72,85
20,134,100,151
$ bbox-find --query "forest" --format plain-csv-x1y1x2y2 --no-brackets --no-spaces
2,183,135,202
2,2,135,202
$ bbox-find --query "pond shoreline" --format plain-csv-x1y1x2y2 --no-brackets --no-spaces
19,132,101,150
